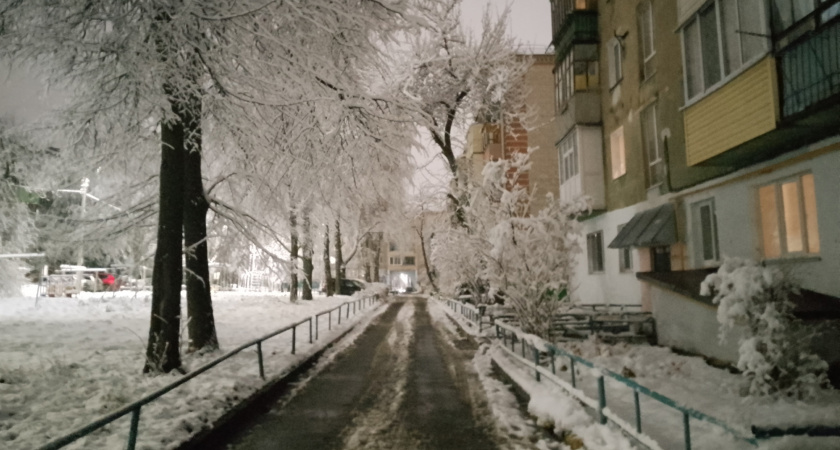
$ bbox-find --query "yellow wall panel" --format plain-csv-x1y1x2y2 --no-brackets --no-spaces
685,57,779,166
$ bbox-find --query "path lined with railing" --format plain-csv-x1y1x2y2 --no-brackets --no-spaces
211,297,500,450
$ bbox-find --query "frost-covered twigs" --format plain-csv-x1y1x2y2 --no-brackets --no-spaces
701,257,829,398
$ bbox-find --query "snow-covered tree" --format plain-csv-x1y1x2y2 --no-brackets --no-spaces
432,149,587,339
399,0,530,226
701,257,829,398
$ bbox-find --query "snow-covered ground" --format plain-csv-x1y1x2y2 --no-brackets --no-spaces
436,297,840,450
0,287,385,450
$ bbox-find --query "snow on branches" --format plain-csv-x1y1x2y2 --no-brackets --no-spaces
701,257,828,398
432,149,587,339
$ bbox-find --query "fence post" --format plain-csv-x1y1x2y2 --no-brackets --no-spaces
316,314,320,340
309,317,313,344
502,328,507,346
292,326,296,355
329,310,332,329
126,407,141,450
597,375,606,425
634,389,642,433
346,303,350,319
570,358,576,388
550,352,556,375
521,337,526,357
683,412,692,450
338,307,342,324
257,341,265,379
533,347,541,381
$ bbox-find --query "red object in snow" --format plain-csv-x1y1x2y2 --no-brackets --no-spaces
98,273,116,286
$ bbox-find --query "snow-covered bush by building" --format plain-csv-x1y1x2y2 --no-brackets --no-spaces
701,257,829,398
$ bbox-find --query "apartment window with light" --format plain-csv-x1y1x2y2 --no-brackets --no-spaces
587,231,605,273
640,104,664,186
608,38,623,88
558,130,579,184
610,126,626,179
403,256,415,266
638,1,655,80
758,173,820,259
617,224,633,272
691,199,720,266
682,0,769,101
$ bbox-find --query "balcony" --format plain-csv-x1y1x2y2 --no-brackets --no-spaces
553,11,599,60
778,20,840,118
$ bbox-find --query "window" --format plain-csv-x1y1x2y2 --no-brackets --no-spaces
617,224,633,272
610,126,626,179
403,256,415,265
758,173,820,259
640,104,664,186
638,1,655,79
587,231,605,273
554,45,599,110
682,0,769,101
389,242,397,251
608,38,623,88
389,256,400,265
691,199,720,265
558,130,579,184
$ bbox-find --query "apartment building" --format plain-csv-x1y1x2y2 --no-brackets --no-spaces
463,53,560,214
550,0,840,377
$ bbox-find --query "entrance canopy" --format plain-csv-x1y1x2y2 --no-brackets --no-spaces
608,203,677,249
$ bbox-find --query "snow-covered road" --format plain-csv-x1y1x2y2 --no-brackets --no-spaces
210,296,557,450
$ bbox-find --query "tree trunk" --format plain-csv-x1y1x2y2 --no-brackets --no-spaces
289,208,298,302
333,219,343,295
323,224,334,296
363,233,371,282
182,93,218,353
144,98,185,374
301,208,313,300
418,229,439,292
372,233,381,283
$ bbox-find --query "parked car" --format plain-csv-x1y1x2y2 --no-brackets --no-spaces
339,279,366,296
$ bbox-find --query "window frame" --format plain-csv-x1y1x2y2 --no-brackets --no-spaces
403,256,415,266
640,103,664,187
691,198,720,266
757,173,820,259
610,126,626,180
558,129,579,185
608,38,623,89
680,0,770,103
587,230,605,274
638,1,656,80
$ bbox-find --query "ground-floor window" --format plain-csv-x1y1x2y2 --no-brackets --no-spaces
691,198,720,266
758,173,820,259
617,224,633,272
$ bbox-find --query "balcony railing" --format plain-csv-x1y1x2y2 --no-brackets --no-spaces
778,20,840,117
554,11,599,59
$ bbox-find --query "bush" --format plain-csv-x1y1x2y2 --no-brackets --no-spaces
701,257,828,398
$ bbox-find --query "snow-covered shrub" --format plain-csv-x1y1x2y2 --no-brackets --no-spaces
701,257,828,398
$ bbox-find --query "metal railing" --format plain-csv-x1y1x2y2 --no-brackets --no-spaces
38,295,383,450
492,319,758,450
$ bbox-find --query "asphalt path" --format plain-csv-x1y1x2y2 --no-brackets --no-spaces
211,297,499,450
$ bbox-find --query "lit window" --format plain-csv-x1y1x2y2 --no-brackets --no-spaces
558,130,579,184
640,104,664,186
682,0,770,101
608,38,623,88
638,1,655,79
758,173,820,259
610,126,626,179
691,199,720,265
587,231,605,273
617,224,633,272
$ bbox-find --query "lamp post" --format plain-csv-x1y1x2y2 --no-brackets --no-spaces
77,178,90,266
